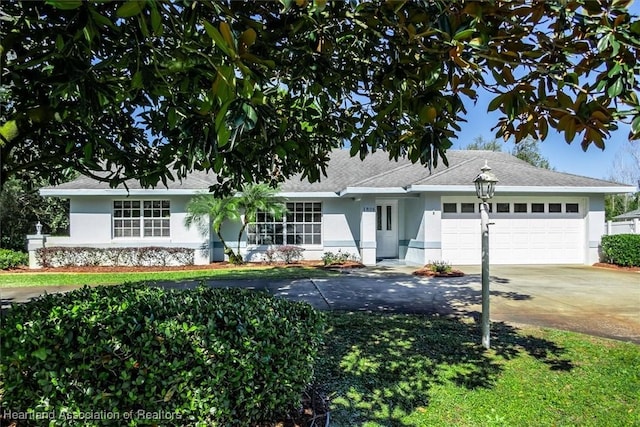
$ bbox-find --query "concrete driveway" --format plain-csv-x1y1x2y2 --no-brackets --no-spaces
1,265,638,344
267,264,640,344
471,265,640,344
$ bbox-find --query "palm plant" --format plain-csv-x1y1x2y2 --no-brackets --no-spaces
234,184,288,262
185,184,287,264
184,194,243,264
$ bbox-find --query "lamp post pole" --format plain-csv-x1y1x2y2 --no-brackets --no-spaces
479,200,490,349
473,161,498,350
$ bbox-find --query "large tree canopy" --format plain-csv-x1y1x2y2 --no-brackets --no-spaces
1,0,639,194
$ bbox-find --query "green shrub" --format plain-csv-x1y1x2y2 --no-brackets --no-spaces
321,250,358,266
428,260,452,274
601,234,640,267
0,248,28,270
0,284,325,426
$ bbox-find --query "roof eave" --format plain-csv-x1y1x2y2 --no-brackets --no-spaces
40,189,203,197
338,187,408,197
407,185,637,194
279,192,340,198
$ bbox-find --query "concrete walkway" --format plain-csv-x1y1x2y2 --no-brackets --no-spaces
1,264,639,344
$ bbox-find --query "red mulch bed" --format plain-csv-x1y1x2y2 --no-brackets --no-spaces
0,260,365,274
413,267,465,277
592,262,640,272
0,262,269,274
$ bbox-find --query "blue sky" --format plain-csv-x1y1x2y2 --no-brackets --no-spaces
452,2,640,182
454,95,632,181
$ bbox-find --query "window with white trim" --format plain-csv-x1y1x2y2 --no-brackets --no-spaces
247,202,322,245
113,200,170,238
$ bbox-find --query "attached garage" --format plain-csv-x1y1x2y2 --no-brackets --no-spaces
441,197,586,265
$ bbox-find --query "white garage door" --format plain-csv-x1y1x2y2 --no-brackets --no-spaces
440,200,586,265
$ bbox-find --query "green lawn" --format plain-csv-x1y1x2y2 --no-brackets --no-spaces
0,266,333,287
317,312,640,427
2,273,638,426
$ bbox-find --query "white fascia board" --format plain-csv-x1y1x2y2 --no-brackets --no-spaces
40,189,342,198
279,192,340,198
338,187,407,196
406,185,475,193
39,189,203,197
407,185,637,194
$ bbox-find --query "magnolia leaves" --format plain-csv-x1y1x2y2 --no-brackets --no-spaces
9,0,640,195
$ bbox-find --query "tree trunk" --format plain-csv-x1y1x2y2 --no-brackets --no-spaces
234,222,247,264
215,227,241,264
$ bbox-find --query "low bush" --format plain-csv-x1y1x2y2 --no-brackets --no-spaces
600,234,640,267
277,246,304,264
36,246,194,268
428,260,452,274
0,284,325,426
321,250,358,266
264,246,305,264
0,248,28,270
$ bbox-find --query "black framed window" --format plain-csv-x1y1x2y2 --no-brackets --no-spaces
461,203,475,213
531,203,545,213
566,203,579,213
496,203,510,213
514,203,528,213
443,203,457,213
549,203,562,213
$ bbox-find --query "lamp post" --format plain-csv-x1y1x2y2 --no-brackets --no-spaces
473,161,498,349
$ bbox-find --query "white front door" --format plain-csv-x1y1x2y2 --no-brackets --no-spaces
376,201,398,258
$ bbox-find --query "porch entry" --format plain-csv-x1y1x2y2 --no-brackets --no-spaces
376,200,398,258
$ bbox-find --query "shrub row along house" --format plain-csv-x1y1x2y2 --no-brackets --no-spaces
32,150,634,268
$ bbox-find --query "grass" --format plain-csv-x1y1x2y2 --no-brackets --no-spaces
2,277,638,425
0,265,334,287
317,312,640,427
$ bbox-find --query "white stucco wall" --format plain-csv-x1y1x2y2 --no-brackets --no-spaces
322,198,361,258
36,195,210,266
216,198,361,263
32,191,613,268
404,194,443,266
586,194,606,264
69,196,113,243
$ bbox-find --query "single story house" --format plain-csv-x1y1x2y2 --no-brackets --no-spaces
34,150,635,268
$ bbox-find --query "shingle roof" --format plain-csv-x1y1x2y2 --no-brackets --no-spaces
44,149,630,194
281,149,626,191
48,170,215,190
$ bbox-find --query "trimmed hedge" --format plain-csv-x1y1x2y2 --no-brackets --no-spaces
263,246,305,264
601,234,640,267
0,284,325,426
36,246,195,268
0,248,28,270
